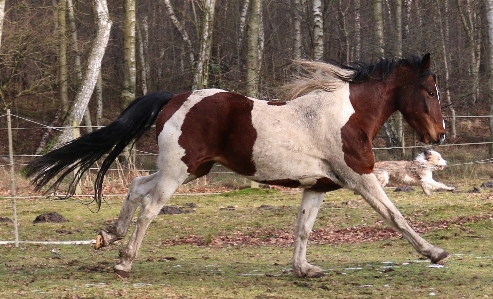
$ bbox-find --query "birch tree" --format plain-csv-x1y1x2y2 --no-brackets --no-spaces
121,0,136,109
373,0,384,56
195,0,217,89
57,0,112,146
0,0,5,49
313,0,323,61
163,0,216,90
246,0,261,98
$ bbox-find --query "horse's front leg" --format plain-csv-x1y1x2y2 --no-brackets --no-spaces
95,173,159,249
354,173,450,263
292,189,325,278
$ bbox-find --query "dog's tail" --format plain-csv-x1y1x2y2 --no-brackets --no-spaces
23,91,174,210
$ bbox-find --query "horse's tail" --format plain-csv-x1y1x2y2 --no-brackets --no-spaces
23,91,174,210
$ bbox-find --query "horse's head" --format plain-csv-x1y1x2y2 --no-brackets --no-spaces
396,54,446,145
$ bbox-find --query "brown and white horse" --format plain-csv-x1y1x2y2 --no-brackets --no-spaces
25,53,449,279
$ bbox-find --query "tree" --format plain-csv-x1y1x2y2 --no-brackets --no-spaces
293,0,302,60
458,0,481,105
57,0,112,145
163,0,217,90
373,0,384,56
486,0,493,156
121,0,136,109
57,0,68,116
67,0,93,133
436,0,456,139
312,0,323,60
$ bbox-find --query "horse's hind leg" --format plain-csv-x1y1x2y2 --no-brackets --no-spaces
95,173,159,249
113,171,188,278
292,189,325,278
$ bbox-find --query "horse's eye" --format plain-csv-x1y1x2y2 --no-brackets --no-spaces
428,92,435,97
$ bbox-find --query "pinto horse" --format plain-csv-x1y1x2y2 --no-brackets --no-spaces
25,53,449,279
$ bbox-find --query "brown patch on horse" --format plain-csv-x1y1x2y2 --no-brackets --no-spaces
155,92,192,140
179,92,257,176
309,177,342,192
340,115,375,174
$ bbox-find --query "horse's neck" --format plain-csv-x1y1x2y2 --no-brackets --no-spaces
349,81,398,139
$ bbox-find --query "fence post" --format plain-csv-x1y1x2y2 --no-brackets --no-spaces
7,109,19,248
73,120,82,195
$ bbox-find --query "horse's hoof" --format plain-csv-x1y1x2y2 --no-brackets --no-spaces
114,268,130,279
94,234,104,250
431,251,451,265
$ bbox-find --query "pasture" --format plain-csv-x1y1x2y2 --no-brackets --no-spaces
1,177,493,298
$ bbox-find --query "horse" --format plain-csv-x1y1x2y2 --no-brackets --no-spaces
24,53,449,279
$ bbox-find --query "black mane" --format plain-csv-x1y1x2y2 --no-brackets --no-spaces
327,55,433,84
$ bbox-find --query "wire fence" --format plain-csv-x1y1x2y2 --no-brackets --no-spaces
1,110,493,245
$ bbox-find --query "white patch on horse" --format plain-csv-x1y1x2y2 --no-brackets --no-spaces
249,84,354,186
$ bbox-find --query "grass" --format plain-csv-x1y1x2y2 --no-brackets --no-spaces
1,177,493,298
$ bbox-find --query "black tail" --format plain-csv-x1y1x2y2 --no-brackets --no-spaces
24,91,174,210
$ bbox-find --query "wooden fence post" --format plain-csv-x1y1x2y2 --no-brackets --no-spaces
7,109,19,247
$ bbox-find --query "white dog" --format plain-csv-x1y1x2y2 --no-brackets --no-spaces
373,149,455,195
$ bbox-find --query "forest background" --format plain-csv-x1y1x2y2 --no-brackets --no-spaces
1,0,493,177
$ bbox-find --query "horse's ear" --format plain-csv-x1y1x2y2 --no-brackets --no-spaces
420,53,431,71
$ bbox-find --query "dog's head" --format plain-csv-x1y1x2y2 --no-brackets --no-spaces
416,149,448,170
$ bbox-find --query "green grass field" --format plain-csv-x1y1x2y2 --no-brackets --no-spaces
1,179,493,298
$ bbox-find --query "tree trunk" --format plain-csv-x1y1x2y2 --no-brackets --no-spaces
458,0,481,105
238,0,250,49
0,0,6,49
247,0,262,188
395,0,404,157
67,0,92,133
293,0,302,60
56,0,112,146
96,71,103,128
247,0,261,98
195,0,217,89
373,0,384,56
312,0,323,60
137,22,148,95
57,0,69,117
354,0,361,61
163,0,195,84
121,0,136,109
436,0,456,139
486,0,493,157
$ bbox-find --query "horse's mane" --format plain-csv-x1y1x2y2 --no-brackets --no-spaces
284,55,432,100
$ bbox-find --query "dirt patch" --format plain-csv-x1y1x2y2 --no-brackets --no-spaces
394,186,415,192
159,204,196,215
78,261,112,272
33,212,68,223
0,217,12,223
160,214,492,248
480,181,493,188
